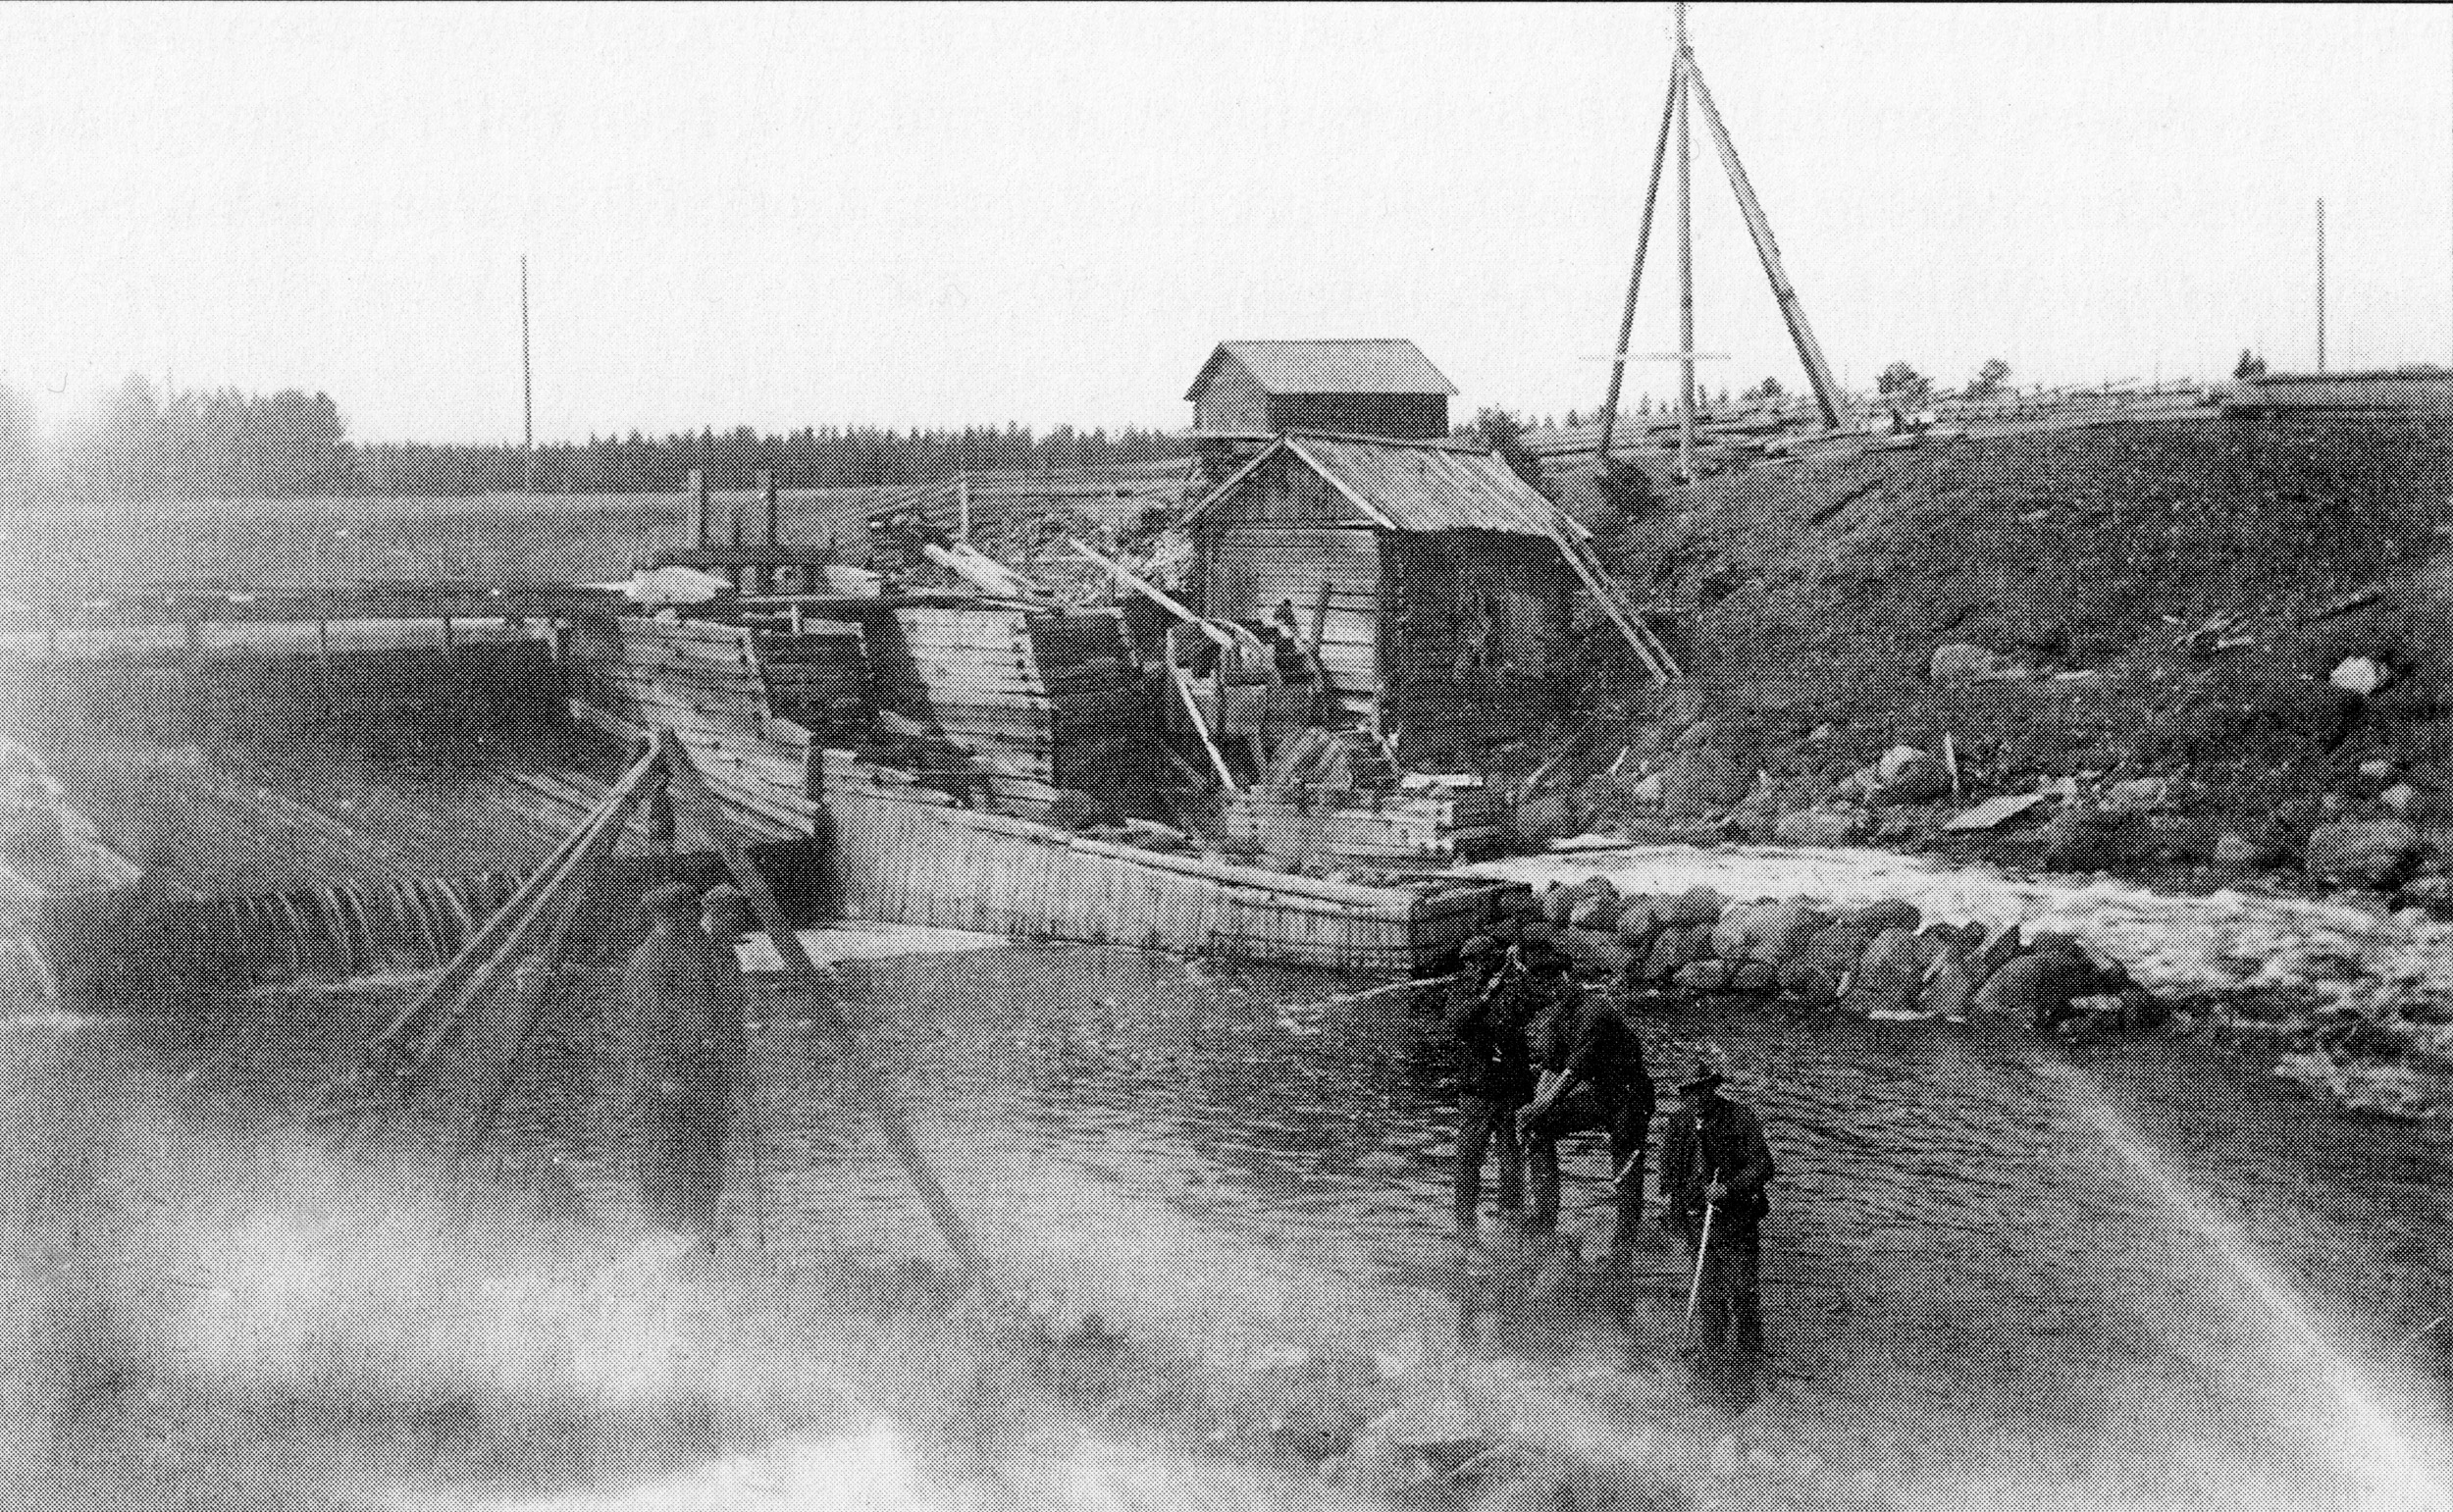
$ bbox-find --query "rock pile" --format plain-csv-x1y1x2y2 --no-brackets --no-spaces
1517,876,2158,1031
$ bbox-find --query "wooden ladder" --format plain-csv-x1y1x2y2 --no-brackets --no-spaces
1545,509,1683,685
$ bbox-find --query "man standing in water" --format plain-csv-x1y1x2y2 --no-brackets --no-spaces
621,880,752,1241
1661,1059,1775,1402
1518,966,1656,1266
1448,935,1537,1242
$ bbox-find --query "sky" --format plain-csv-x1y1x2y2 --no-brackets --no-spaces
2,2,2448,443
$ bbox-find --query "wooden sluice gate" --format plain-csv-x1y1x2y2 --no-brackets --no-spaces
819,752,1505,974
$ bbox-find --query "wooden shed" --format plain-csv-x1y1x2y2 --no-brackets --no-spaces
1185,432,1580,771
1185,339,1457,443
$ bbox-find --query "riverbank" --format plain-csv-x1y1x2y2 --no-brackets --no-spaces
1478,841,2453,1121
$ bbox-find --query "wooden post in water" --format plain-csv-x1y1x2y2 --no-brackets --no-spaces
688,469,709,550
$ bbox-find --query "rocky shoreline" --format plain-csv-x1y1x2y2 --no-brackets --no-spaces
1474,842,2453,1123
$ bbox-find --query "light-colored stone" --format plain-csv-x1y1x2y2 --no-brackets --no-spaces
1929,642,2014,684
2213,831,2265,868
2105,776,2169,811
1661,885,1727,926
1674,959,1736,992
2330,656,2386,696
2305,818,2424,889
1775,808,1864,846
1876,746,1951,805
1841,927,1926,1017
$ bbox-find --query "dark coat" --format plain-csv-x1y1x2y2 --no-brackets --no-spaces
1446,964,1538,1105
1660,1093,1775,1230
621,917,749,1117
1538,991,1655,1122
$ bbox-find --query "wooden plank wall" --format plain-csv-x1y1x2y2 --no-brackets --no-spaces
560,614,820,834
821,753,1503,974
1381,533,1573,770
1201,450,1383,727
1216,786,1501,871
865,604,1149,818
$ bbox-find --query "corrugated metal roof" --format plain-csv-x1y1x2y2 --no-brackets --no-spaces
1185,339,1458,400
1285,434,1568,538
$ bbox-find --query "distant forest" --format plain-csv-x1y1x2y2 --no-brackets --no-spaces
0,376,1196,501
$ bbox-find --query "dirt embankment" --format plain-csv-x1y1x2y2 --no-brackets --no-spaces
1540,413,2453,898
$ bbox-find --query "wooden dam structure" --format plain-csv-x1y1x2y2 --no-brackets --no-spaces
10,333,1695,988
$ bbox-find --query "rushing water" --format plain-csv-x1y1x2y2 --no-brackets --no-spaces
473,942,2452,1437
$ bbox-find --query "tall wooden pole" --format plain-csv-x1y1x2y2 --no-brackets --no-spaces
2316,198,2327,374
1674,1,1696,482
1684,54,1852,430
1595,58,1684,466
521,255,537,499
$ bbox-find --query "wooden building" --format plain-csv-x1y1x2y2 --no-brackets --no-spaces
1185,339,1457,443
1185,431,1581,771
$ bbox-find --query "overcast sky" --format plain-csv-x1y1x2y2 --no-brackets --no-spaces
3,3,2448,443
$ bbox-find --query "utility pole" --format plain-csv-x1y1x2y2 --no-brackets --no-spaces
2314,199,2326,374
1674,0,1696,482
521,254,537,498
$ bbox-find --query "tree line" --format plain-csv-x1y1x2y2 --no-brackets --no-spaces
0,375,1194,501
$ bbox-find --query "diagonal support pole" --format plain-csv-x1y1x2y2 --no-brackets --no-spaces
1595,55,1685,465
1683,51,1853,432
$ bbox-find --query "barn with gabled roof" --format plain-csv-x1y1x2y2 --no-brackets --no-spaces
1184,429,1580,769
1184,339,1457,442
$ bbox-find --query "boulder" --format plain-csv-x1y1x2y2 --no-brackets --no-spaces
1614,898,1661,946
2330,655,2387,696
1775,808,1865,846
1970,952,2093,1027
1929,643,2016,684
2305,818,2424,889
1540,884,1577,924
2212,831,2266,869
1974,922,2023,979
1875,746,1951,806
1920,943,1983,1021
2380,783,2426,819
2105,775,2169,811
1661,885,1727,927
1673,960,1735,993
1729,961,1779,994
1568,884,1622,933
1711,898,1826,966
1658,745,1749,818
1841,927,1927,1017
1643,924,1710,982
2042,803,2150,872
1627,771,1665,808
1850,898,1922,935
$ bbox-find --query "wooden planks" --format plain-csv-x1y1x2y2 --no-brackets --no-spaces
866,604,1150,819
819,750,1506,974
1218,786,1501,870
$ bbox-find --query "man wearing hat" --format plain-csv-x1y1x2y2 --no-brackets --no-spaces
1446,933,1538,1241
1517,974,1656,1267
1660,1057,1776,1394
620,881,752,1239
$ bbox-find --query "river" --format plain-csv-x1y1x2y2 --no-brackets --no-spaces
24,924,2453,1510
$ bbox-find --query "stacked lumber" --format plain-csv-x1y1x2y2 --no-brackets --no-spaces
1218,785,1500,871
754,620,870,738
867,604,1148,818
560,614,818,834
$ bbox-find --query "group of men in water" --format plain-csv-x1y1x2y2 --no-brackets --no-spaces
1447,929,1776,1392
613,876,1775,1395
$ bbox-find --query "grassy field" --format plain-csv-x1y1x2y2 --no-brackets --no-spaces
0,489,889,601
